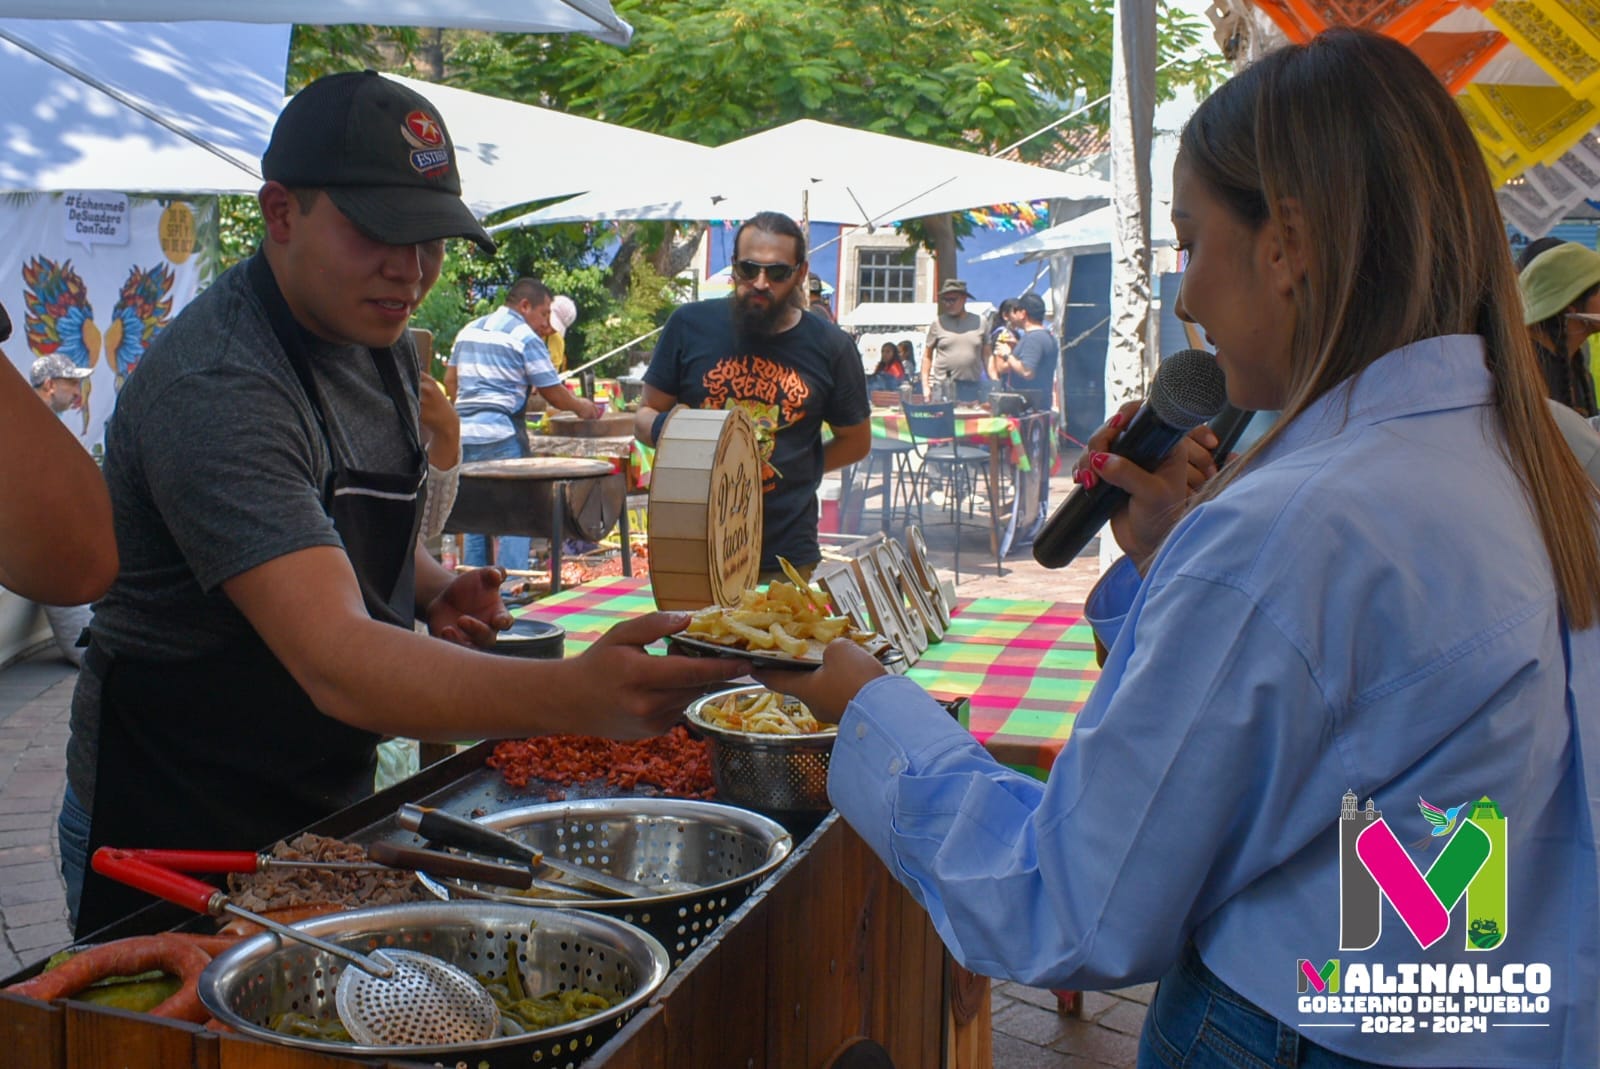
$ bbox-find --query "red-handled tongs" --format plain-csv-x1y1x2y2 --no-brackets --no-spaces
107,844,538,890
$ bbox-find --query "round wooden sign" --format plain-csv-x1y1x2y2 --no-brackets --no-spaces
647,408,763,610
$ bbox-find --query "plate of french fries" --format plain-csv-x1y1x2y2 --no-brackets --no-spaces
668,563,898,670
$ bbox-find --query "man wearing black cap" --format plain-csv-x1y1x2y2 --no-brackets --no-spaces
994,293,1058,411
62,71,738,935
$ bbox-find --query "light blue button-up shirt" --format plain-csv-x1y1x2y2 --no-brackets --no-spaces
831,335,1600,1066
450,306,560,444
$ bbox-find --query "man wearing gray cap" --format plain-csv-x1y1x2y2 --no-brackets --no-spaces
922,278,984,402
30,353,91,414
64,70,738,934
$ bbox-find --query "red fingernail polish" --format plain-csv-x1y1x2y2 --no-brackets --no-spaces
1109,413,1126,430
1073,469,1089,486
1083,471,1098,490
1091,452,1108,470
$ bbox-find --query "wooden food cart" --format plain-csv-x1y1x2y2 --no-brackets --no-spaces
0,741,992,1069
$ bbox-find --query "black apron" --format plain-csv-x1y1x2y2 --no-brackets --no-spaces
75,255,426,936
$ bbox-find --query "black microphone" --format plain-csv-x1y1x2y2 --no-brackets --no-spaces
1033,349,1227,569
1207,403,1255,467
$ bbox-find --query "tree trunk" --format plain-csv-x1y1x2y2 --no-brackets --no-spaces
665,222,707,277
920,213,959,288
605,232,638,300
648,223,678,277
420,28,445,81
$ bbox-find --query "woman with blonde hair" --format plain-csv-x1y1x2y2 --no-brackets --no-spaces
756,29,1600,1067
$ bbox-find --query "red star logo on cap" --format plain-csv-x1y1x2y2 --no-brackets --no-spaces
404,110,444,148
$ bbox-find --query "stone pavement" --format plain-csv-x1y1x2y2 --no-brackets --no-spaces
0,464,1152,1066
0,651,75,982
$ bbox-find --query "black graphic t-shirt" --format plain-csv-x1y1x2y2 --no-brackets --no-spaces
646,298,868,570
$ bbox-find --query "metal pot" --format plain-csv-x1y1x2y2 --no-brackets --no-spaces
198,901,669,1068
492,618,565,659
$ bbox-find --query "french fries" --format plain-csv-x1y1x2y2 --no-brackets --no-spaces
683,571,878,661
698,690,828,735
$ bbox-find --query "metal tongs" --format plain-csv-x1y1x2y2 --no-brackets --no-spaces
399,804,697,898
108,844,538,890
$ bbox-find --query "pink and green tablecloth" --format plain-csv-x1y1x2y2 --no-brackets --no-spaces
870,409,1033,470
518,576,1098,780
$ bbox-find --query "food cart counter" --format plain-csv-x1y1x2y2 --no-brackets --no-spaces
1,742,989,1069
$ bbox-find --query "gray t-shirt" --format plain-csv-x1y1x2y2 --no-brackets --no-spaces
924,311,984,383
67,260,419,804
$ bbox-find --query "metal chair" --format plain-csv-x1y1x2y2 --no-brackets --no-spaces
900,399,1003,582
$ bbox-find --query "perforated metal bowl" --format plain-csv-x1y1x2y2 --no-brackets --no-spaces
414,798,791,965
198,901,668,1068
684,686,837,813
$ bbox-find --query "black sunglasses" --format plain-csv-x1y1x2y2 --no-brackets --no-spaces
732,259,798,284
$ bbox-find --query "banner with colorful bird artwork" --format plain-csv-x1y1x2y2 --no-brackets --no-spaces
0,192,209,452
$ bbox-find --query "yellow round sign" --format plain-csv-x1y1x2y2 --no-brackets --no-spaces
158,202,195,264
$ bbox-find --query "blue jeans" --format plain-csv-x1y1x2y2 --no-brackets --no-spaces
1140,946,1385,1068
58,783,91,928
460,435,530,572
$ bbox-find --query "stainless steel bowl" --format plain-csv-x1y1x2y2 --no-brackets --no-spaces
684,686,838,813
413,798,791,965
199,901,668,1068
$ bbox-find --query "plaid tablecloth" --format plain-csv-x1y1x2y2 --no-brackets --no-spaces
871,409,1031,471
518,576,1096,780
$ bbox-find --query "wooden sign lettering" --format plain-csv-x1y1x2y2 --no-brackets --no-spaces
648,408,763,609
853,554,921,667
881,540,944,643
815,562,872,632
904,525,952,627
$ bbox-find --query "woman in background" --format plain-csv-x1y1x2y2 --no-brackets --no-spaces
897,340,916,380
759,29,1600,1067
868,341,907,392
1519,242,1600,417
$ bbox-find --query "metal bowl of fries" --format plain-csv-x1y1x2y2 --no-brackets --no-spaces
684,686,838,813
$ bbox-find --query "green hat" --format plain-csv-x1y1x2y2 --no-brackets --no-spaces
1519,243,1600,325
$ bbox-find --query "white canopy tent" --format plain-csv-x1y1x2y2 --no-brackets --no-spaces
493,117,1110,230
0,0,641,198
382,74,711,219
0,1,632,45
0,32,695,215
0,19,287,193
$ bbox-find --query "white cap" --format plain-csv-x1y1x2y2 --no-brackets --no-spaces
550,295,578,336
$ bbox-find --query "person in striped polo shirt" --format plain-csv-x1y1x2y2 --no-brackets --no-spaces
446,278,597,570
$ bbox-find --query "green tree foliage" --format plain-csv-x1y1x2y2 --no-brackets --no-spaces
287,25,421,91
448,0,1217,156
445,0,1219,265
245,7,1222,374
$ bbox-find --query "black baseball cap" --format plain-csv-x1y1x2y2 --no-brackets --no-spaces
262,70,495,255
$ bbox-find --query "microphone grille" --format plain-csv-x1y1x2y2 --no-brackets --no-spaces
1148,348,1228,430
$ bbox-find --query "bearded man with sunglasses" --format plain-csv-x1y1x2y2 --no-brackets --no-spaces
636,211,870,583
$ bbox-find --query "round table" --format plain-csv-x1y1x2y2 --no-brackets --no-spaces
443,456,629,593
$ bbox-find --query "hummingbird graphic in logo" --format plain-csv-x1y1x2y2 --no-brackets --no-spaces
1411,797,1468,849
